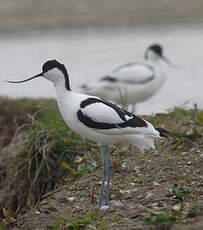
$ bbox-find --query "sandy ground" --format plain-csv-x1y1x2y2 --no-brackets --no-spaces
0,0,203,32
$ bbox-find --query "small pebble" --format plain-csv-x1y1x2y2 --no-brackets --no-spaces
151,202,159,207
68,197,76,202
35,210,41,214
129,182,136,186
120,188,138,194
172,204,181,211
99,205,109,211
134,166,140,172
153,181,160,186
109,200,123,207
146,192,153,199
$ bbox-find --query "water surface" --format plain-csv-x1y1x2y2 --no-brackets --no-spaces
1,24,203,114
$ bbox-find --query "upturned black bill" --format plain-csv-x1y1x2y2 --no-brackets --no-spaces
5,72,43,83
161,56,178,68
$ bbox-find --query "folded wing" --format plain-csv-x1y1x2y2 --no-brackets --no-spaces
77,97,150,135
111,62,155,84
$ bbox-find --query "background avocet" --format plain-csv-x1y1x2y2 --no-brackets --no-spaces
80,44,176,112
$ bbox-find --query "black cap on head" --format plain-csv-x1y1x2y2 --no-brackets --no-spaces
144,44,178,68
42,59,71,90
148,44,163,57
42,59,65,73
144,44,163,60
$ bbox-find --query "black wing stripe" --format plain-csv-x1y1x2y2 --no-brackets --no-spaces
100,76,117,82
121,75,154,84
78,98,147,130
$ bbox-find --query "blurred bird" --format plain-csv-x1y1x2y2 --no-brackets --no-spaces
80,44,176,112
6,59,168,209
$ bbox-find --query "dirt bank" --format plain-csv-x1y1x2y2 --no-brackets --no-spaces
0,98,202,229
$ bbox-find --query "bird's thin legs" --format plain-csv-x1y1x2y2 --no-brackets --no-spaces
98,144,107,207
131,104,136,113
105,145,113,205
98,144,113,207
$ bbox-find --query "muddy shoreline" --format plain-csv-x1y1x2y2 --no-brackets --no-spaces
0,0,203,32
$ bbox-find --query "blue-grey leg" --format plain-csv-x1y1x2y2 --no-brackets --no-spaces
105,145,113,205
131,104,136,113
98,144,107,207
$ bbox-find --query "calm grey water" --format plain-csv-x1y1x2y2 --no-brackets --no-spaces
1,24,203,114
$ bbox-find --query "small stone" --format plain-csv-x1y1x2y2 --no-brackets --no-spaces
137,195,143,199
99,205,109,210
129,182,136,186
68,197,76,202
151,202,159,207
35,210,41,214
153,181,160,186
146,192,153,199
119,188,138,194
109,200,123,207
134,166,140,172
74,155,83,163
172,204,181,211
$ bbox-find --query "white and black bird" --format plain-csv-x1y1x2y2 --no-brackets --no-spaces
80,44,176,112
6,60,168,209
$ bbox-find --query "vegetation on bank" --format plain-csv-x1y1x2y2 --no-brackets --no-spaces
0,97,98,214
0,97,202,230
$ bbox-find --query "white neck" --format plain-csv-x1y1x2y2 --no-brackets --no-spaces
146,50,161,63
54,81,70,101
146,57,166,91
